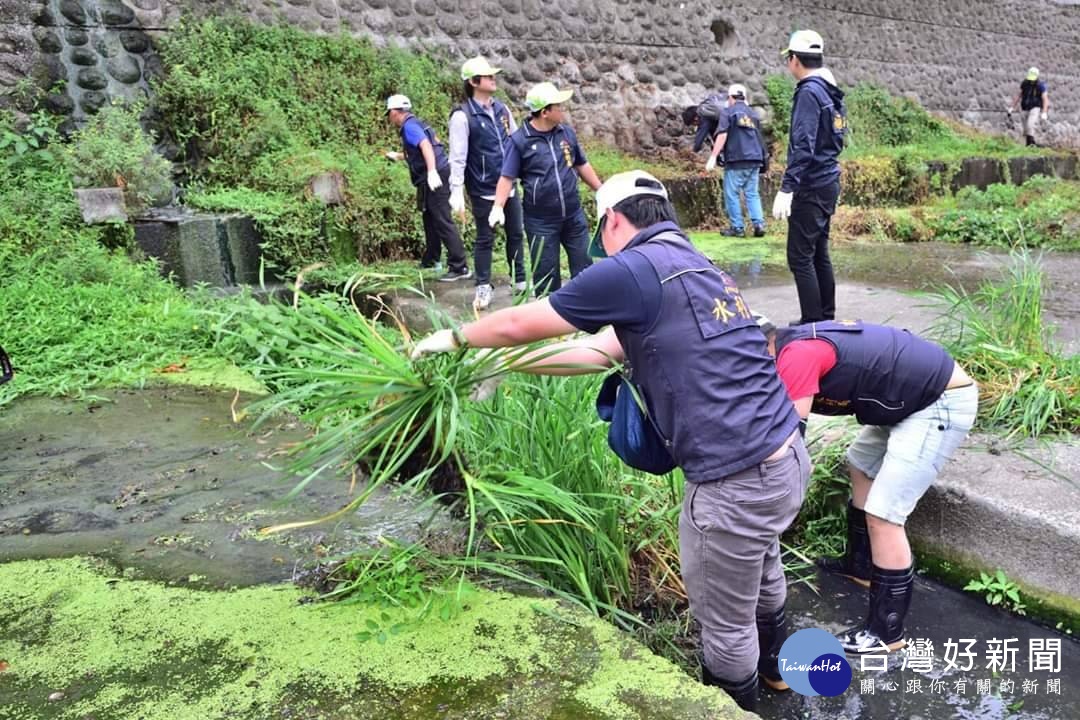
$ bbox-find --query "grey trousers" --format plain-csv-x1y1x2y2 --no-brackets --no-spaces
679,435,811,680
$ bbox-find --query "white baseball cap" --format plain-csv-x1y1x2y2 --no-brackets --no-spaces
1026,67,1040,81
728,83,748,99
461,55,501,81
782,30,824,56
589,171,670,258
525,82,574,112
385,94,412,114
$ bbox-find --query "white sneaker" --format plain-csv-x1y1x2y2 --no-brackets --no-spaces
513,280,528,293
473,283,494,310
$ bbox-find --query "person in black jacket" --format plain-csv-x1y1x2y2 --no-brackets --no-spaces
772,30,847,325
706,84,768,237
1007,67,1050,146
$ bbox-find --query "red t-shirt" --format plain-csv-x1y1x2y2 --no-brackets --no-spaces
776,339,838,402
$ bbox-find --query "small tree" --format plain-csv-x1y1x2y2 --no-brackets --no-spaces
64,102,173,211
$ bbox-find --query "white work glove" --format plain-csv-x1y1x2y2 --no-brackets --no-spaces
488,204,506,228
426,170,444,192
705,155,717,172
772,191,794,220
1041,111,1048,122
410,329,459,360
384,151,404,161
449,186,466,216
1005,105,1013,115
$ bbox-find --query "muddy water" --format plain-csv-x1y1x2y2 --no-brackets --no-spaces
761,571,1080,719
0,387,453,588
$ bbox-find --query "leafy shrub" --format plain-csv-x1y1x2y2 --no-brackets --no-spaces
63,102,173,210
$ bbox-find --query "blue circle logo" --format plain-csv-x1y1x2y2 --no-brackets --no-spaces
778,628,853,697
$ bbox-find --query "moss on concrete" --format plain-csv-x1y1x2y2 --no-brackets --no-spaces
0,558,742,720
152,358,268,395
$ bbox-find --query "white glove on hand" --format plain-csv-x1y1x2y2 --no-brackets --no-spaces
427,170,444,192
1041,111,1049,122
488,204,506,228
449,187,466,216
772,191,794,220
384,151,404,161
705,156,717,172
410,329,459,360
1005,105,1013,115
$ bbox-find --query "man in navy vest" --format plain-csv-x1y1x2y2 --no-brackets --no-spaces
773,30,846,325
449,56,528,310
385,94,471,282
706,83,768,238
1007,67,1050,147
489,82,603,295
412,171,810,712
757,316,978,655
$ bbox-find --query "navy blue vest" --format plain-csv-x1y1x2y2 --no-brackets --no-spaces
454,98,514,198
399,114,449,187
614,222,800,482
721,101,766,167
508,121,583,220
1020,80,1045,111
774,321,954,426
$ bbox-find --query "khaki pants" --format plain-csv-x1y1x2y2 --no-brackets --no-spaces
679,436,811,680
1024,107,1041,137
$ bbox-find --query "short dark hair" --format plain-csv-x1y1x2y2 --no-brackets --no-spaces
463,79,475,99
793,52,823,69
681,105,699,125
612,191,678,229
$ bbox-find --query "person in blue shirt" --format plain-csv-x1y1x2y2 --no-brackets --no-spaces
385,94,471,282
772,30,846,326
448,56,528,310
1007,67,1050,146
706,84,768,238
412,170,810,712
488,82,603,295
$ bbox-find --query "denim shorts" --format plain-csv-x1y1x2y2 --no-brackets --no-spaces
847,384,979,525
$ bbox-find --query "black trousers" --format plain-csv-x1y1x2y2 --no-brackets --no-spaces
786,180,840,323
419,167,467,272
470,194,526,286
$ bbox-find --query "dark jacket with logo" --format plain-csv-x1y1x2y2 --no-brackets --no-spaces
781,75,846,193
452,98,514,198
614,222,800,482
399,114,450,187
774,321,955,426
505,121,585,220
718,100,767,168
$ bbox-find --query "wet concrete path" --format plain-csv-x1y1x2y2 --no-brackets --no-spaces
0,387,449,589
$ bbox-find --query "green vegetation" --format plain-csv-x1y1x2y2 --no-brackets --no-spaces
964,569,1027,616
63,102,173,210
928,249,1079,438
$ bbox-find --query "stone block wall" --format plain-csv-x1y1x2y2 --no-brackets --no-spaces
2,0,1077,148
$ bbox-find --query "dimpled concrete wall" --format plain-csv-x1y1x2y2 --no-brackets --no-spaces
2,0,1077,148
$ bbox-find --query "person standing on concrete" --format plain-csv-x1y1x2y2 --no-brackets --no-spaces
772,30,846,325
489,82,603,295
385,94,471,282
413,171,809,711
706,84,768,237
1007,67,1050,147
756,316,978,654
449,56,528,310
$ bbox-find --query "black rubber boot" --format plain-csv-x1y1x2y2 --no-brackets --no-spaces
816,501,872,587
702,666,759,711
1026,135,1036,146
838,564,914,654
756,606,790,691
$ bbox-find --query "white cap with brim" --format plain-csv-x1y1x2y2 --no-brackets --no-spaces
728,83,748,99
782,30,824,56
525,82,574,113
589,170,669,258
1026,67,1040,81
461,56,501,81
385,94,412,114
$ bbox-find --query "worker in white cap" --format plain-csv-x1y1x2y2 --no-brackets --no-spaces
773,30,847,325
448,56,528,310
1007,67,1050,146
706,83,769,237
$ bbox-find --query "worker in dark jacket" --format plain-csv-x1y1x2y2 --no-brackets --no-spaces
706,84,768,237
1007,67,1050,146
772,30,846,325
